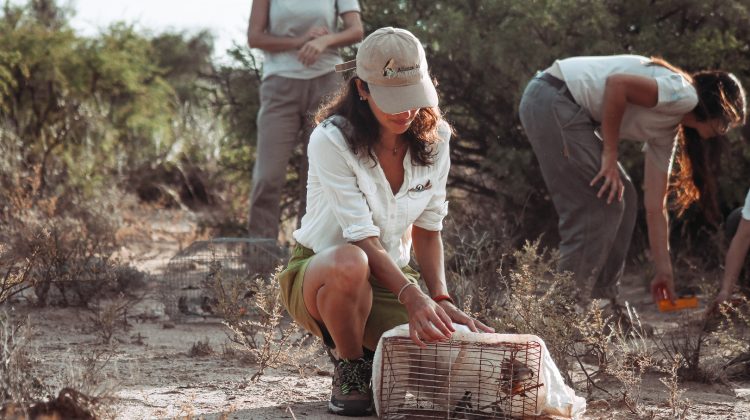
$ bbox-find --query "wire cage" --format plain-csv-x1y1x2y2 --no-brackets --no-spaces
377,337,543,419
161,237,286,321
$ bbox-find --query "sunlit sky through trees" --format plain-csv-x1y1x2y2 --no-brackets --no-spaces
17,0,252,62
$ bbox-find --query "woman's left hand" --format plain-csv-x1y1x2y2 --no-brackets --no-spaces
437,301,495,333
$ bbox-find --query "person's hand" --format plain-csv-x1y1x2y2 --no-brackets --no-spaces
436,300,495,333
650,271,675,304
400,287,455,348
298,36,329,66
305,26,329,39
708,288,732,315
590,151,623,204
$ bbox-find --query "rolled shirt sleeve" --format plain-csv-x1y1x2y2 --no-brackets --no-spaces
653,73,698,114
742,189,750,221
307,126,380,242
413,123,451,231
643,74,698,173
337,0,361,14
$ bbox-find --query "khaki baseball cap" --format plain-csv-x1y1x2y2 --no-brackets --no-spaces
335,27,438,114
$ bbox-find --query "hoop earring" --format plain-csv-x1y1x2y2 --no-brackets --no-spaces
359,96,366,101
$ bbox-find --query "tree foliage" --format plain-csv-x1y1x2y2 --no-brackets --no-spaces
3,0,750,260
360,0,750,257
0,0,230,214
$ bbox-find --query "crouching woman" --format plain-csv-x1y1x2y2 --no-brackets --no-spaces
275,27,493,416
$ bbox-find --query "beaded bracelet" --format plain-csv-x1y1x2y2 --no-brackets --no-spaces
397,282,417,304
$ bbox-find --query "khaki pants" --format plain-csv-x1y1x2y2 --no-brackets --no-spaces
519,73,637,302
248,72,342,240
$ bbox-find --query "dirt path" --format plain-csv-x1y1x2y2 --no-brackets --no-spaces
12,205,750,419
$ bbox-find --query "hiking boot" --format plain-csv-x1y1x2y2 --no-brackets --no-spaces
328,357,374,416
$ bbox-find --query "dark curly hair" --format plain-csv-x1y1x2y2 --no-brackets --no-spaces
315,76,450,167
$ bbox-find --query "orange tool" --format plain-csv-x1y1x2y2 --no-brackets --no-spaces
657,296,699,312
655,286,699,312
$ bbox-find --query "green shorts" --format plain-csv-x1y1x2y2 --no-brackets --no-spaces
277,243,420,351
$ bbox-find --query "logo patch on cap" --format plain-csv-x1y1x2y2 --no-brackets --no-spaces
383,58,397,79
382,58,421,80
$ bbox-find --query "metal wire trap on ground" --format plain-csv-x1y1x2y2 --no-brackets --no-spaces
161,237,286,321
376,336,543,419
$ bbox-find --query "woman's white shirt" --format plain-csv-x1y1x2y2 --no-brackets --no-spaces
556,55,698,173
293,118,451,267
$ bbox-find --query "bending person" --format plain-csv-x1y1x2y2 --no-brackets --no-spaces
519,55,746,309
711,189,750,311
247,0,363,241
276,27,493,416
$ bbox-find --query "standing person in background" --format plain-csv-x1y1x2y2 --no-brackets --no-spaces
710,189,750,312
276,27,493,416
247,0,363,242
519,55,746,315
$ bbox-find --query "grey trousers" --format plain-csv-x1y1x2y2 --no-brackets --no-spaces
518,74,637,301
248,72,342,240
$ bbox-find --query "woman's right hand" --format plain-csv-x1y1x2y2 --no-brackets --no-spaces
650,271,676,304
590,151,624,204
400,286,455,348
296,26,330,66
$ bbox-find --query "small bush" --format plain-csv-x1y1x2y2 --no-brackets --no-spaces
0,312,47,412
209,263,323,381
189,338,214,357
85,292,141,344
492,239,579,382
605,307,654,415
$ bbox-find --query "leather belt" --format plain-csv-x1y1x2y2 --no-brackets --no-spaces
539,72,577,104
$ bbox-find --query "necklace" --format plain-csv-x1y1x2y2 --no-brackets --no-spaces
379,140,406,156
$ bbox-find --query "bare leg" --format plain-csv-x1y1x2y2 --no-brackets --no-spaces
302,244,372,359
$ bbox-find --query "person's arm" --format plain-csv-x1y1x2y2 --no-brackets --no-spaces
713,218,750,309
353,236,454,347
643,155,675,303
593,74,659,203
298,11,364,66
411,226,494,333
247,0,329,52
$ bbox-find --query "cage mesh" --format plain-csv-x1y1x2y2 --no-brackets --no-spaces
378,337,543,419
161,237,286,321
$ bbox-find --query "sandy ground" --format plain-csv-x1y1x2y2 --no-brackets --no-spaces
7,206,750,419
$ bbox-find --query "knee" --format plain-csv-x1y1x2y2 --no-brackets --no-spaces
326,245,370,293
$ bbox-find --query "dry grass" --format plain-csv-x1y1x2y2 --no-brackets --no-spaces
491,239,580,383
0,311,46,415
0,312,118,419
442,232,734,416
207,262,323,381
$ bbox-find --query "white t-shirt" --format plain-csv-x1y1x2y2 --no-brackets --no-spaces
293,118,451,268
556,55,698,173
261,0,360,80
741,189,750,220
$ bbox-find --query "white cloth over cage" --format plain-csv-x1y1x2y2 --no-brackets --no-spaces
372,323,586,419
